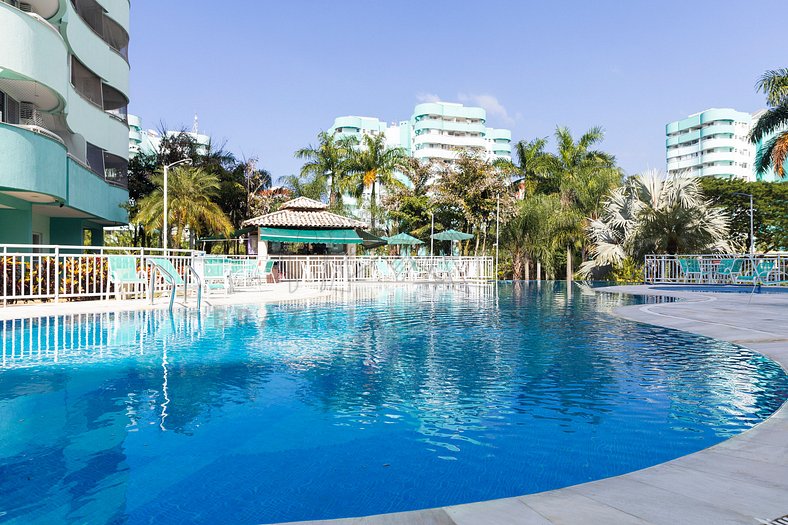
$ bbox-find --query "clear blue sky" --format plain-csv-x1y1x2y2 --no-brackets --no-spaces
129,1,786,181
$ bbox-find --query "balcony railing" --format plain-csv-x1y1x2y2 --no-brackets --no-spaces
644,254,788,285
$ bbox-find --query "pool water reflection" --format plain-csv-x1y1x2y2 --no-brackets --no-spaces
0,282,786,524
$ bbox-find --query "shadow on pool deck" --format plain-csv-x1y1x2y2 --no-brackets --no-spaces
278,285,788,525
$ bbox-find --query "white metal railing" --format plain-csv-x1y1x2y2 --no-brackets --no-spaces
1,245,495,306
1,244,203,305
644,253,788,285
235,255,495,284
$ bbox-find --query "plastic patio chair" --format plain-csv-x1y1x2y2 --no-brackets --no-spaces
107,255,147,299
678,258,704,283
202,257,232,295
716,258,743,283
735,259,776,286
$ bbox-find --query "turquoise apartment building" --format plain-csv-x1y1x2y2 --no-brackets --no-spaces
666,108,786,182
330,101,512,164
0,0,130,245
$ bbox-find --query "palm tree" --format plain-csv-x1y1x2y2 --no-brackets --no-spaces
510,137,555,195
280,172,327,202
135,166,232,248
383,158,436,239
550,126,619,280
435,153,514,255
581,170,731,277
347,134,408,230
502,194,560,280
295,131,357,209
750,69,788,179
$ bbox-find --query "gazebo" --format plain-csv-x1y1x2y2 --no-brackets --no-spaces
243,197,384,257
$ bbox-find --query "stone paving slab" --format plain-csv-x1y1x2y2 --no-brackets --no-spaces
277,284,788,525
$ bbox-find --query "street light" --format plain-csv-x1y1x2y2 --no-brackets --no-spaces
733,192,755,255
162,158,192,252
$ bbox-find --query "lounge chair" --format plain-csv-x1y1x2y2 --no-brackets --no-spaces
735,259,776,286
391,258,408,281
229,259,263,288
202,257,232,295
678,258,705,283
434,259,456,281
107,255,147,299
716,258,743,283
374,259,395,281
147,257,202,309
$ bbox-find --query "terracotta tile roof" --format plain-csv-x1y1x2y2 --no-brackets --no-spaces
279,197,327,210
243,197,367,228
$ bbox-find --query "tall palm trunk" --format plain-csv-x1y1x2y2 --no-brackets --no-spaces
566,245,573,282
524,256,531,281
536,261,541,281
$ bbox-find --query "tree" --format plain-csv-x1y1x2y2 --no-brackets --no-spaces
509,137,555,195
699,177,788,252
581,171,731,277
295,131,357,210
383,158,436,240
135,167,233,248
434,153,515,255
750,68,788,178
550,126,620,280
502,194,560,280
280,172,328,202
347,134,408,231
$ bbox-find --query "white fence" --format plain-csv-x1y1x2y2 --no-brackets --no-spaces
644,253,788,285
260,255,494,284
1,244,199,305
0,244,494,306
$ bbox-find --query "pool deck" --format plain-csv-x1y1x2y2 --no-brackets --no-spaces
279,284,788,525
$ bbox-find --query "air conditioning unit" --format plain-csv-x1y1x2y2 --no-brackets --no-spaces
19,102,43,127
19,2,33,12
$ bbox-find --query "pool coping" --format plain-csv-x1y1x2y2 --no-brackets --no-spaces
276,284,788,525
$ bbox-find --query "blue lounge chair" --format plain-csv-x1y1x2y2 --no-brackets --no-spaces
107,255,147,299
678,258,704,282
735,260,776,285
202,257,232,295
715,258,743,283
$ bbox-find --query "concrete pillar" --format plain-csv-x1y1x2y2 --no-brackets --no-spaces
50,218,84,247
0,209,32,244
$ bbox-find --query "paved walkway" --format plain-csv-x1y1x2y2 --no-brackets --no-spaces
280,285,788,525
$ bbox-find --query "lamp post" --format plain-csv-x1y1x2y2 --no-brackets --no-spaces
733,192,755,255
162,158,192,252
430,211,434,257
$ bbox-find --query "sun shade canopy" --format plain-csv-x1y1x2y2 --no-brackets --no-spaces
257,227,364,244
386,232,424,245
431,229,474,241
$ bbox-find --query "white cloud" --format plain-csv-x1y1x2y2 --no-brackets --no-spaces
416,92,442,103
457,93,515,125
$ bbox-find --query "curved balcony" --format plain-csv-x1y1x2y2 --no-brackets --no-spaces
0,4,69,111
413,103,486,122
414,119,486,135
699,164,750,179
21,0,62,19
65,1,129,97
67,156,127,224
700,124,736,138
94,0,129,32
666,129,700,147
666,142,700,159
66,84,129,158
0,122,68,202
413,133,487,149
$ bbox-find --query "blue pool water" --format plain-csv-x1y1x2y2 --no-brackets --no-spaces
0,282,786,524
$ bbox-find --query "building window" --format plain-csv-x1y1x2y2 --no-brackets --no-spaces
71,56,103,107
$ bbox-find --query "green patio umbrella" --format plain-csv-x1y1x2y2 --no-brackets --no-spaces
431,229,474,241
386,232,424,245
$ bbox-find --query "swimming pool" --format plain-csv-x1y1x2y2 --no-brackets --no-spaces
1,282,786,524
